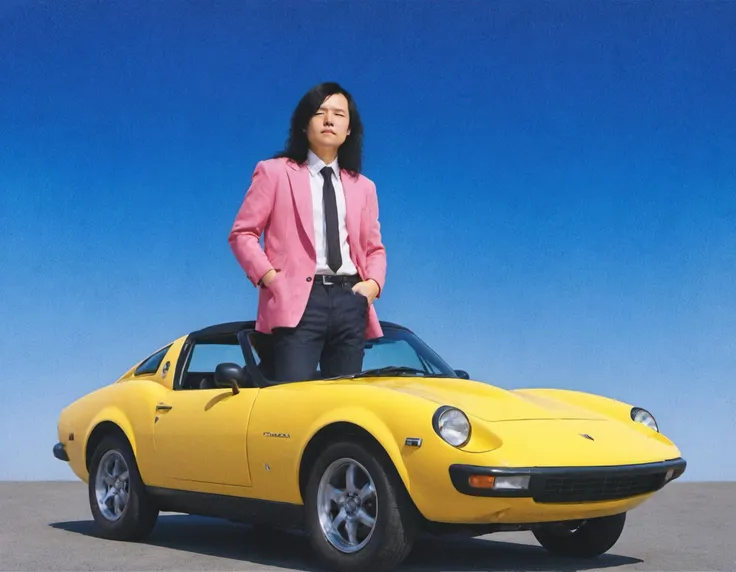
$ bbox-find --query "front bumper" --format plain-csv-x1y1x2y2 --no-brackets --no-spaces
53,442,69,462
449,457,687,503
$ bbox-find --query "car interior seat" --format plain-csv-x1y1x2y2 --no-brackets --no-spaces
198,374,217,389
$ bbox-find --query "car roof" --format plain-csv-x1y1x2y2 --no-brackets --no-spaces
189,320,412,338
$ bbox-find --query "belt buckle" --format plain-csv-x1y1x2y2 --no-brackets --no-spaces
319,275,335,286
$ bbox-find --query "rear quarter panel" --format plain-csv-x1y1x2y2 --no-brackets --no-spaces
58,380,171,483
57,339,184,484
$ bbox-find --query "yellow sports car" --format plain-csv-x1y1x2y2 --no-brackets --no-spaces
54,320,686,571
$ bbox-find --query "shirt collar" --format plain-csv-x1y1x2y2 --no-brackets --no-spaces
307,149,339,178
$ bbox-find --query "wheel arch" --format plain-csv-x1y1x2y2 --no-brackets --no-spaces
297,420,411,504
85,418,136,472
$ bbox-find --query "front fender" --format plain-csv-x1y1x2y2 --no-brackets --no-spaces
299,406,412,492
246,385,444,505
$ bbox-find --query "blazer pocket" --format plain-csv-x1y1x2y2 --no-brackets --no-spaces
271,269,287,290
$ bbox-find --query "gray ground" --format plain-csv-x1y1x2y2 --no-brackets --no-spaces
0,481,733,571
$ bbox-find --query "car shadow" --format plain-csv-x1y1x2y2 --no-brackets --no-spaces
50,514,643,572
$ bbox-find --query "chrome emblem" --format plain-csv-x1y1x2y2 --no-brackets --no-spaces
580,433,595,441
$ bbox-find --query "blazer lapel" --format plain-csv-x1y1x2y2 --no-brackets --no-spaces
286,161,315,251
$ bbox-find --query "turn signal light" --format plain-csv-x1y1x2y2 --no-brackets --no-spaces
468,475,496,488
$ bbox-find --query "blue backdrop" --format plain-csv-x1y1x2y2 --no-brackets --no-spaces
1,1,734,481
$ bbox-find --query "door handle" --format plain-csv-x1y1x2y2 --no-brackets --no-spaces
156,403,173,411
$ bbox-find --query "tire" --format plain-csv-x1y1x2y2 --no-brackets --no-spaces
304,440,417,572
87,434,158,541
532,512,626,558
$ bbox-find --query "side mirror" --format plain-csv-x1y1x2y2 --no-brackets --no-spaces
454,369,470,379
215,362,248,394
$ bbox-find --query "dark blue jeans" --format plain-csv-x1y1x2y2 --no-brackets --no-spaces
271,280,368,382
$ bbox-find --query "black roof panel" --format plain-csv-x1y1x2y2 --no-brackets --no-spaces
189,320,411,338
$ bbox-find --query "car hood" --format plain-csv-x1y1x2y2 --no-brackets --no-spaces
361,377,606,422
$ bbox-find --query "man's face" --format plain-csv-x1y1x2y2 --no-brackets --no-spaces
306,93,351,152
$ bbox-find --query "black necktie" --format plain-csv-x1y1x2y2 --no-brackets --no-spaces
321,166,342,273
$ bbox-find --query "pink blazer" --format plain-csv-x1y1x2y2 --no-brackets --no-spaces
229,157,386,339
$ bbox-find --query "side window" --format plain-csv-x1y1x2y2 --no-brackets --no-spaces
134,345,171,376
188,342,246,371
179,335,246,390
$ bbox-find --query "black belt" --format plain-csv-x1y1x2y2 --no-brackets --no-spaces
313,274,361,286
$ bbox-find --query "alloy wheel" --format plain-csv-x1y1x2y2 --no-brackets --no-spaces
316,458,378,553
94,449,130,521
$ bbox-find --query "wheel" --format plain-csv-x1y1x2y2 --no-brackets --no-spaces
532,512,627,558
304,440,417,572
87,434,158,541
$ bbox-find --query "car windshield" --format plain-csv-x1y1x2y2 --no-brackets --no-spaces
334,328,458,379
247,326,460,382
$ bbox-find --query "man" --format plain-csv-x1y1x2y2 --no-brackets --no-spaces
228,82,386,382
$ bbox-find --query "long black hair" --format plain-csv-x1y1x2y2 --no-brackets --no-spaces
273,82,364,176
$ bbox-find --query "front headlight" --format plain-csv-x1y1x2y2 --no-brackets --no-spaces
631,407,659,432
432,406,471,447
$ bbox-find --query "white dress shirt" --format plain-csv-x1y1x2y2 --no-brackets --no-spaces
307,150,358,276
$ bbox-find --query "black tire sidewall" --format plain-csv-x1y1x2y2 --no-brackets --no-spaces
87,434,157,540
533,512,627,558
304,440,414,571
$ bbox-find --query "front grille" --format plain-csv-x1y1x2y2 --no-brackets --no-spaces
532,472,664,503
